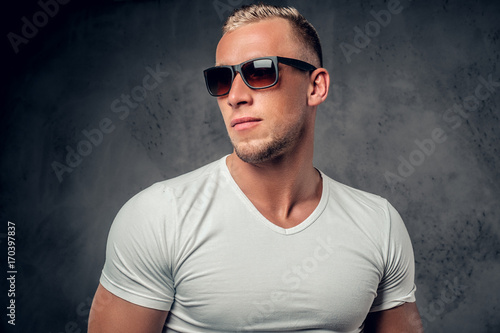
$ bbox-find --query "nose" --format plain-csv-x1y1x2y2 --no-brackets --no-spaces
226,72,252,108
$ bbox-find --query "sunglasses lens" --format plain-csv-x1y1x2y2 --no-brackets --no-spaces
242,59,276,88
205,67,233,96
204,58,277,96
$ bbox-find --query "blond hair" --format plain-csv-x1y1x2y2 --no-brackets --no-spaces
222,3,323,67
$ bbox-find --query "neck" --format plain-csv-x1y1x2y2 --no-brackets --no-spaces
226,139,322,228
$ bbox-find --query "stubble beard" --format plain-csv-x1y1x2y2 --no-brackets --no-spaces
230,119,306,164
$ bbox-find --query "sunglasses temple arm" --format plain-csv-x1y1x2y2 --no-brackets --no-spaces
277,57,316,71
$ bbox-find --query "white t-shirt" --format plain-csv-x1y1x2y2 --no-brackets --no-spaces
100,155,416,332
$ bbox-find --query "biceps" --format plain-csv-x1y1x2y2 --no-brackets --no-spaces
364,302,423,333
88,283,168,333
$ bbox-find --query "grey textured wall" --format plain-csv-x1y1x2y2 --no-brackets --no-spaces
1,0,499,332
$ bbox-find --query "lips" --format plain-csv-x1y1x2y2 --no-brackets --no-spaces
230,117,262,128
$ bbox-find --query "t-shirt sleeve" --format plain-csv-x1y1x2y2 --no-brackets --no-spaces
369,201,417,312
99,183,176,311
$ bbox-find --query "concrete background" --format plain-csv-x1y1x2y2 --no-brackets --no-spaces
1,0,499,332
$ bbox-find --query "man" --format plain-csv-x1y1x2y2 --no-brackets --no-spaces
89,4,422,332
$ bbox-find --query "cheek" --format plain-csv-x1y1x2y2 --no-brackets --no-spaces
268,94,303,120
277,81,308,112
217,100,231,126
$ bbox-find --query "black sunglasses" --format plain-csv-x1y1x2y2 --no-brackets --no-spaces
203,56,317,97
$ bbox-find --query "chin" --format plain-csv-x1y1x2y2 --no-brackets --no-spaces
233,138,289,164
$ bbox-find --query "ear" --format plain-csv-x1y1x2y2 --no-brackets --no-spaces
307,68,330,106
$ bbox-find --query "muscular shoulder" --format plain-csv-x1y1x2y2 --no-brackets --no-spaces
322,173,392,221
108,157,224,236
123,157,223,209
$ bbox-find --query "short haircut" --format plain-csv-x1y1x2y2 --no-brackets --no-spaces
222,3,323,67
